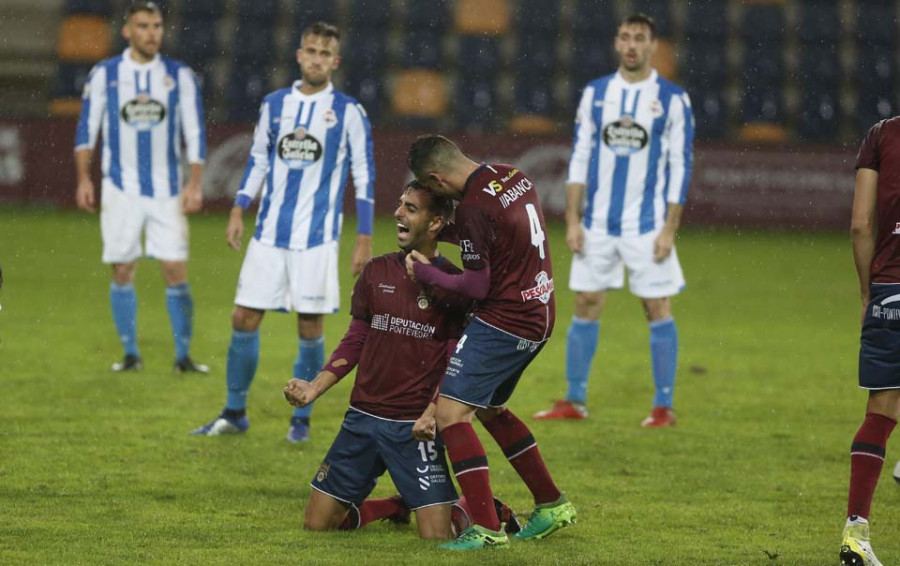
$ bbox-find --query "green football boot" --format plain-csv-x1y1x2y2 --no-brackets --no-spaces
438,524,509,550
513,493,577,540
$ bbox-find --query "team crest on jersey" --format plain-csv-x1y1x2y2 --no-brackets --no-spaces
278,128,324,169
323,109,338,128
520,271,554,304
417,291,430,310
163,74,176,91
121,97,166,130
315,461,330,482
650,99,664,118
603,116,648,156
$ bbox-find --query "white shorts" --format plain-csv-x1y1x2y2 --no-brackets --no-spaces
569,228,685,299
100,180,188,263
234,238,340,314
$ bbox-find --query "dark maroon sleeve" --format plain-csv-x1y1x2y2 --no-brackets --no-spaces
454,203,491,271
856,121,882,171
323,318,370,380
413,262,491,300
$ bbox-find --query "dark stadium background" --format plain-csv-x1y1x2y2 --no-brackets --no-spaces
1,0,883,229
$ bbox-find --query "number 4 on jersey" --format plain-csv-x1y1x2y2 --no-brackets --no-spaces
525,203,546,259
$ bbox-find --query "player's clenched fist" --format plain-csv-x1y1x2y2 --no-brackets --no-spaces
411,415,436,441
284,378,316,408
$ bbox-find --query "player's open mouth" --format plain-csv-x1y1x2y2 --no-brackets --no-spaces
397,223,410,234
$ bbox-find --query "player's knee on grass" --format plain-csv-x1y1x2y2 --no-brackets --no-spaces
414,504,452,539
231,306,264,332
303,491,349,531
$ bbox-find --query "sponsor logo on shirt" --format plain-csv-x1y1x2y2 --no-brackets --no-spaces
893,222,900,235
371,313,436,339
460,240,480,262
278,127,323,169
520,270,554,304
481,175,534,208
121,95,166,130
315,461,330,482
163,74,176,91
650,99,664,118
872,293,900,320
378,283,396,294
323,108,338,128
603,115,648,156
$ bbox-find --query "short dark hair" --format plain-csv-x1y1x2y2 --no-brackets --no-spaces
620,12,656,38
124,1,163,22
302,21,340,43
403,180,454,221
407,134,462,183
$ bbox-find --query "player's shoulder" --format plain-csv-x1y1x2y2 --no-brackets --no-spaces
654,74,688,97
261,87,294,106
586,73,616,91
362,252,403,275
877,116,900,136
94,54,124,73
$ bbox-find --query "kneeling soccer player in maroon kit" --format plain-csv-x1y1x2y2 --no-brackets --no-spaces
840,118,900,566
406,135,576,550
283,182,518,539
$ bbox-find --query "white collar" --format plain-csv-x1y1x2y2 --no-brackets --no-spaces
614,69,658,88
292,80,334,99
122,48,161,70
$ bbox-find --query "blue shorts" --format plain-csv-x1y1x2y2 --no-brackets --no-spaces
859,283,900,390
439,318,545,408
310,409,457,510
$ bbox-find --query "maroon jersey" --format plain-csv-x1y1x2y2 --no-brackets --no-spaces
856,117,900,283
455,163,555,341
349,252,470,420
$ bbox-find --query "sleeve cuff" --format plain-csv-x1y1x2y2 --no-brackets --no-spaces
234,194,253,210
356,198,373,235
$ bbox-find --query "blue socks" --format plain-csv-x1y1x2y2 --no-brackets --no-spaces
166,283,193,361
649,317,678,408
565,317,599,403
225,329,260,411
292,336,325,419
110,283,139,356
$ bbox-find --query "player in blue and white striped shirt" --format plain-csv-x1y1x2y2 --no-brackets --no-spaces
192,22,375,442
534,13,694,427
74,1,207,374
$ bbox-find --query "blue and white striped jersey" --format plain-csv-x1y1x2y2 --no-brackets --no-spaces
568,70,694,237
235,81,375,251
75,49,206,199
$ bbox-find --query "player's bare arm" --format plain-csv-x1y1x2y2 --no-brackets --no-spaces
412,402,437,441
653,203,683,262
181,163,205,214
74,148,96,213
851,167,878,313
284,370,338,408
565,182,586,253
351,234,373,277
225,206,245,251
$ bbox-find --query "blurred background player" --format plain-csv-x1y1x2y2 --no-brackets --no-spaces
284,181,466,538
74,1,207,374
534,13,694,427
191,22,374,442
407,135,575,550
839,117,900,566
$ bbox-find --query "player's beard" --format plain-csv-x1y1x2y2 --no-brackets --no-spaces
303,73,328,87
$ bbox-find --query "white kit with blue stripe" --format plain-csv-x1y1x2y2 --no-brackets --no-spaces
568,69,694,237
75,49,206,198
235,81,375,251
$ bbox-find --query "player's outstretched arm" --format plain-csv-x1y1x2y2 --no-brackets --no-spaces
74,149,96,213
284,371,338,407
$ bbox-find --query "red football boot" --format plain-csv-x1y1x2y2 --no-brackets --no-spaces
533,400,588,420
641,406,676,428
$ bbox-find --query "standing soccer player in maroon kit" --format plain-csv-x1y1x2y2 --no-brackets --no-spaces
284,182,520,539
840,118,900,566
406,135,576,550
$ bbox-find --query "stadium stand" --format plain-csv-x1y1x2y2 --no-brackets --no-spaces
740,2,788,142
853,0,897,135
569,0,617,111
797,0,841,141
682,2,728,139
511,0,558,134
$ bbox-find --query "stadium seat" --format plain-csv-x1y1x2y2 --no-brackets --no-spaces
454,0,509,36
227,66,271,121
292,0,338,46
855,48,896,94
236,0,278,24
509,115,557,135
407,0,449,30
632,0,673,37
349,0,392,31
742,3,785,41
516,35,556,77
652,39,677,81
570,41,616,109
64,0,113,16
690,89,727,140
856,90,896,135
740,122,789,144
798,87,841,141
402,29,443,69
177,17,218,66
683,37,727,88
57,15,111,63
54,61,93,97
797,0,841,43
458,36,501,79
854,0,896,46
685,2,727,38
391,69,448,118
233,21,273,67
572,0,617,38
49,98,84,117
517,0,559,35
515,79,553,116
456,77,497,130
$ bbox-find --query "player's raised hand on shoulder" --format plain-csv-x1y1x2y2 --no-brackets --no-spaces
405,249,431,281
566,222,584,254
653,229,675,263
226,206,244,251
283,378,316,408
412,414,436,441
351,234,372,277
76,178,96,213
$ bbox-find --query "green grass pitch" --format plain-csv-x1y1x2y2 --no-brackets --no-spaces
1,207,898,565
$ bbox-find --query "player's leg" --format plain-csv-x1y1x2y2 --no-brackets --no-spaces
414,505,452,539
285,241,339,443
625,231,684,427
535,230,621,419
287,313,324,443
304,489,353,531
841,389,900,566
101,181,145,371
158,260,207,373
641,296,678,427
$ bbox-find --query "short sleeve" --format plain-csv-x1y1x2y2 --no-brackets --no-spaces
349,263,372,320
856,121,882,171
454,203,492,271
